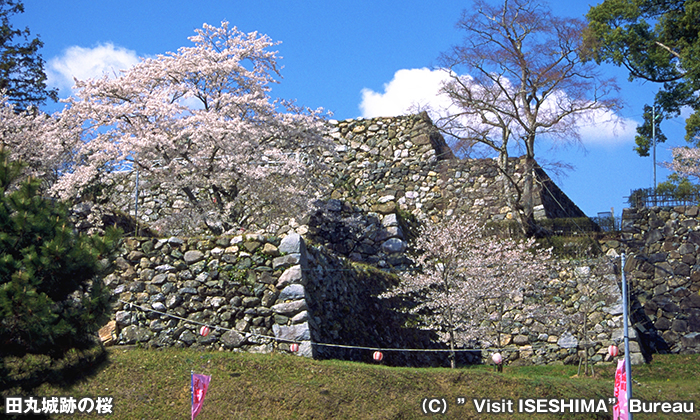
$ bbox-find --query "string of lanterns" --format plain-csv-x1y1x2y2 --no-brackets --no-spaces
120,300,626,365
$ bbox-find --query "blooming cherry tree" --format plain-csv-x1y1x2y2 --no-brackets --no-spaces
669,146,700,180
381,215,552,368
54,22,327,233
0,96,73,187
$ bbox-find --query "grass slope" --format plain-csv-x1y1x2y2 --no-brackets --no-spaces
4,347,700,419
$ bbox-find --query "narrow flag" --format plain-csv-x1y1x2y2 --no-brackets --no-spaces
613,359,628,420
191,372,211,420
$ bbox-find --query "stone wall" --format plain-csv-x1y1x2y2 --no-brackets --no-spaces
85,112,665,366
104,233,314,357
304,240,638,366
102,229,644,367
324,113,586,223
75,113,587,237
601,206,700,354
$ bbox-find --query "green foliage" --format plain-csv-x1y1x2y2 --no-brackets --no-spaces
484,219,526,239
655,173,700,198
0,0,58,109
0,150,120,361
485,217,601,239
628,175,700,207
634,104,666,157
395,207,420,243
536,235,602,259
2,345,106,394
586,0,700,143
537,217,601,234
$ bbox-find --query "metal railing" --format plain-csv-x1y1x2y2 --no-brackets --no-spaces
626,189,700,208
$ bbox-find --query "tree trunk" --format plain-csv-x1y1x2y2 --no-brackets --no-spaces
495,153,537,237
520,156,540,237
449,329,456,369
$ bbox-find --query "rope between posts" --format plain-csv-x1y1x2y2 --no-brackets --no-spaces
117,299,592,355
118,299,479,352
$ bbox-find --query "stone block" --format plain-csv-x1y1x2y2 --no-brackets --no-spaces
513,334,530,345
262,243,280,257
115,310,133,326
681,332,700,348
671,319,688,332
276,265,304,288
557,332,578,349
271,299,307,316
279,284,306,301
279,233,305,255
221,330,246,348
381,238,406,254
273,322,311,341
382,213,399,227
291,311,308,324
630,352,645,365
179,330,196,345
272,254,301,270
261,290,278,308
151,302,166,312
184,250,204,264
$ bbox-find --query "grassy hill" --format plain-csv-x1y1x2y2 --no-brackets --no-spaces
3,347,699,419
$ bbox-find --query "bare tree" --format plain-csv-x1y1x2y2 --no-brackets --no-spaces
436,0,621,236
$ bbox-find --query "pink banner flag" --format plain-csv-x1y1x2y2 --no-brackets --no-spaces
191,372,211,420
613,359,628,420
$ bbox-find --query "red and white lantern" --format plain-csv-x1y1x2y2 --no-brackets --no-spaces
492,352,503,365
373,351,384,362
608,345,619,358
289,343,299,352
199,325,210,337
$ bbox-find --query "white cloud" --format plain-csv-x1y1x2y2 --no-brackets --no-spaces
47,43,140,93
359,67,637,147
574,109,637,146
359,68,453,118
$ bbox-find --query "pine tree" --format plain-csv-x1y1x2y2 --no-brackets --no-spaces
0,0,58,109
0,149,118,361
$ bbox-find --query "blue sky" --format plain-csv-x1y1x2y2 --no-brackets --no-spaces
16,0,689,218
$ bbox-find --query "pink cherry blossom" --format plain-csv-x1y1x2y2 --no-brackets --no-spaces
380,214,552,367
50,22,328,232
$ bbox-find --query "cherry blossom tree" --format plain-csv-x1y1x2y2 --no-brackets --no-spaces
668,146,700,180
53,21,328,233
436,0,621,236
0,95,72,187
380,214,552,368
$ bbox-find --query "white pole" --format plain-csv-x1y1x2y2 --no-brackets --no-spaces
652,105,657,193
621,253,633,419
134,158,139,237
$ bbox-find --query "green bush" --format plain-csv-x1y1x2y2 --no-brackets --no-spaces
0,150,120,362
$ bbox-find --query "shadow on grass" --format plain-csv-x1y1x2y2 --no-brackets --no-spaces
1,344,110,419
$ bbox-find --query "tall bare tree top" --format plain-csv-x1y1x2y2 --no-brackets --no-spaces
437,0,621,161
